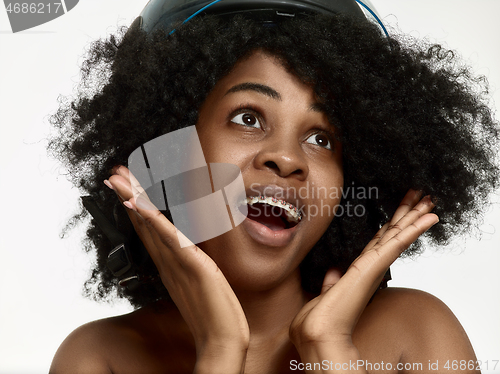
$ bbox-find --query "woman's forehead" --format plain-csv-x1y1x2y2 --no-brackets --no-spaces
223,52,314,90
203,51,319,106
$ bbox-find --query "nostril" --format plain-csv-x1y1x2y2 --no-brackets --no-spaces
264,161,279,170
261,158,306,178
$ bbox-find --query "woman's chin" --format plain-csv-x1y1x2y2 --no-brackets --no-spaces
197,223,309,293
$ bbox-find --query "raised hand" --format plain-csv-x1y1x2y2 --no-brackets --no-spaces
107,166,249,374
289,190,438,372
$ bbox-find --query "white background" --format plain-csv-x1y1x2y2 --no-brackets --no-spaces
0,1,499,373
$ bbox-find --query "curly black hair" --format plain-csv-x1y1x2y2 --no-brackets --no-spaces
48,13,499,308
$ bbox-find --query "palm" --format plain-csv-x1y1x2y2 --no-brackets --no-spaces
290,190,438,349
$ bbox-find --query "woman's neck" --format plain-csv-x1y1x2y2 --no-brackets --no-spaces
234,269,308,372
141,270,308,372
235,269,309,337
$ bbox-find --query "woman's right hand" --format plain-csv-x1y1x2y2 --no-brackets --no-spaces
107,165,249,374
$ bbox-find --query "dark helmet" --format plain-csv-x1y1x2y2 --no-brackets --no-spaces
134,0,388,35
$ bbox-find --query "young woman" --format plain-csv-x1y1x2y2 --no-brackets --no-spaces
48,1,499,372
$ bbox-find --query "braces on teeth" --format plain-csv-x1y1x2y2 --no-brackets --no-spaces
245,196,302,223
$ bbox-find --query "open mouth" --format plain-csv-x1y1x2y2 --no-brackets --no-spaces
245,196,302,231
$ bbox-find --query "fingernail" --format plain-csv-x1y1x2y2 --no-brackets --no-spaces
103,179,114,190
123,200,137,211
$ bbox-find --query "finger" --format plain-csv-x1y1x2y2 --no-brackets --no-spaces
336,208,438,288
108,175,160,251
363,189,423,252
109,172,207,267
390,189,424,226
108,173,134,201
352,203,435,296
109,168,186,248
321,213,438,324
375,195,435,248
123,204,163,261
113,165,149,202
109,170,216,272
362,220,391,253
106,177,168,264
320,268,343,295
358,212,439,279
131,195,207,267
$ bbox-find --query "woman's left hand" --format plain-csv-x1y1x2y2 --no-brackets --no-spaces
289,190,438,371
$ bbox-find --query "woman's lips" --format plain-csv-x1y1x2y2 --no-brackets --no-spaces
241,215,298,247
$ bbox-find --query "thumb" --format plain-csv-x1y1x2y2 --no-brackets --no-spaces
321,268,343,295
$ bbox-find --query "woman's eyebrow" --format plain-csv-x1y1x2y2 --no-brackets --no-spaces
225,83,325,114
224,82,281,100
309,102,326,113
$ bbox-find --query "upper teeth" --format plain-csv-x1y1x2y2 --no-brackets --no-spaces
245,196,302,223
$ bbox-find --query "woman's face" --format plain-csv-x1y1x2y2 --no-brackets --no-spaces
195,51,343,292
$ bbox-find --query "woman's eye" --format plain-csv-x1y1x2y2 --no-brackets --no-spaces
231,113,262,129
305,133,332,150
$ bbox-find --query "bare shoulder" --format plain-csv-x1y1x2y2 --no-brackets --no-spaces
50,304,195,374
366,287,474,345
49,318,119,374
354,287,478,373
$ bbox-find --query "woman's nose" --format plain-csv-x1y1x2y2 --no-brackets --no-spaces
253,138,309,180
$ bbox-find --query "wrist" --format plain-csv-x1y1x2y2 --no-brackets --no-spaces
294,340,367,374
194,341,248,374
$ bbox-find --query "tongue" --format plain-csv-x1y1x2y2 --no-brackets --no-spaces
247,204,287,231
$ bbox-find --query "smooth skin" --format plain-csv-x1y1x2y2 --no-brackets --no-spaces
50,52,478,374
